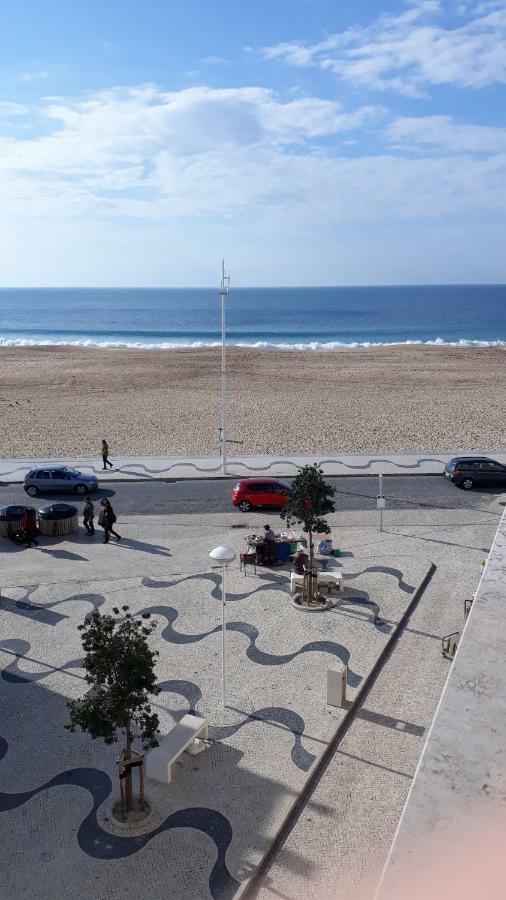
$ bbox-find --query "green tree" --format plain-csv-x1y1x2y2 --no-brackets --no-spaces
281,464,335,604
66,606,160,812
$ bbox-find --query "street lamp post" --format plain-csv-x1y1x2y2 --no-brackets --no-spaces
209,545,237,707
219,260,231,475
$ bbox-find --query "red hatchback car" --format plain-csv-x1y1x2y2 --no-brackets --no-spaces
232,478,292,512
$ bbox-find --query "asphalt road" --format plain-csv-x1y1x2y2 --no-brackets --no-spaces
1,475,503,517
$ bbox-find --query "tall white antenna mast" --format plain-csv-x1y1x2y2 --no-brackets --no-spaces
219,259,231,475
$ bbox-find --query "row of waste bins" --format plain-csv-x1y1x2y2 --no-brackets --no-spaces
0,503,79,537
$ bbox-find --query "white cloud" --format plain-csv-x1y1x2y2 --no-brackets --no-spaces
260,1,506,96
388,115,506,152
20,70,50,81
0,82,505,234
0,101,27,116
200,56,229,65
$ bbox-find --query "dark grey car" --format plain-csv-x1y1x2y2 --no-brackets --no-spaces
24,466,98,497
444,457,506,490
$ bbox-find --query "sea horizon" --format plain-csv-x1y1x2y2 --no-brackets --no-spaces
1,284,505,351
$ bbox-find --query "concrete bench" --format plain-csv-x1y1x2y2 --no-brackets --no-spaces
290,570,343,595
317,571,343,594
146,714,208,784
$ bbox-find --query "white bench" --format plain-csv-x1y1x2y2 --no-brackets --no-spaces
146,714,208,784
318,571,344,594
290,570,343,595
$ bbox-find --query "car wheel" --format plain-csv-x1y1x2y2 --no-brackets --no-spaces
239,500,252,512
461,478,474,490
25,485,39,497
75,484,88,495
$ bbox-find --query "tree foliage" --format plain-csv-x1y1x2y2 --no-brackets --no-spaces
66,606,161,752
281,465,335,604
281,464,335,536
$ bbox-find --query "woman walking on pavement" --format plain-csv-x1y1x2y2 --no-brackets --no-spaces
83,498,95,535
101,439,113,470
98,498,121,543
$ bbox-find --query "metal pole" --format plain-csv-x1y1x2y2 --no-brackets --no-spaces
220,259,227,476
379,473,383,532
221,564,227,707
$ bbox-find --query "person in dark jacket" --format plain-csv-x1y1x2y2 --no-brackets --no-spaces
101,439,113,470
19,510,38,547
98,498,121,543
83,498,95,535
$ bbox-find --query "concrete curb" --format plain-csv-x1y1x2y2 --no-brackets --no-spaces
236,561,437,899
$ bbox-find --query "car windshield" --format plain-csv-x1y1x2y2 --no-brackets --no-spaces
62,467,80,477
278,481,292,490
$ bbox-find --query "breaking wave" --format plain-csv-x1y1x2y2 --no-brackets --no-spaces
0,336,505,350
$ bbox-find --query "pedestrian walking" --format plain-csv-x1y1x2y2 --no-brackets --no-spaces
101,439,113,470
98,498,121,544
83,498,95,535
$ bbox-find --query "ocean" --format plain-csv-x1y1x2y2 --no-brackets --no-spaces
0,285,505,350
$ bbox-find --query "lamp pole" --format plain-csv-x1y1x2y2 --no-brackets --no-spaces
209,545,237,707
220,563,227,706
219,259,230,475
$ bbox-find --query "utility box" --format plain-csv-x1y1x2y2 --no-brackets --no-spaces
327,666,347,707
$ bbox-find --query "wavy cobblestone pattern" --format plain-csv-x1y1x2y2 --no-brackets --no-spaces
0,735,240,899
107,456,444,477
0,639,84,684
142,572,286,603
211,708,316,772
332,596,392,633
157,680,316,772
2,586,106,613
344,565,415,593
139,606,361,686
1,454,445,481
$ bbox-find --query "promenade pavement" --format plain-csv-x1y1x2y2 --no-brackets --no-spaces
0,498,503,899
2,450,506,483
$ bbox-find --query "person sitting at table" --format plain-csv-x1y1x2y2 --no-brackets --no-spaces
293,548,309,575
263,524,277,563
256,525,277,565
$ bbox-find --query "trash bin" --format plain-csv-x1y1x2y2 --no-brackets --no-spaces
38,503,78,536
0,505,36,538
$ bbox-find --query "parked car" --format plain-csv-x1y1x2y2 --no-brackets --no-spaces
24,466,98,497
232,478,292,512
444,457,506,490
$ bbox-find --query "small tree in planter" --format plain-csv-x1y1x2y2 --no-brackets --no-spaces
281,464,335,605
66,606,160,817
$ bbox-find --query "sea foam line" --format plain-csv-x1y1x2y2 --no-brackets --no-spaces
0,336,505,350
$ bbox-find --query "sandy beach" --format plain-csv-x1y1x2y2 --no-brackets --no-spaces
0,345,504,458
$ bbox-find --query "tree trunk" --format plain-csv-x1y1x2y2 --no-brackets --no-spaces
124,725,133,813
308,530,316,604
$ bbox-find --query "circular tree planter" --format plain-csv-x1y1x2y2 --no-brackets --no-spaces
100,797,159,835
291,593,335,612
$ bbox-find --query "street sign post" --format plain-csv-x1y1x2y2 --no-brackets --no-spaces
377,474,386,531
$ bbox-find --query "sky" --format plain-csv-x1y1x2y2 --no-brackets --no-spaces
0,0,505,286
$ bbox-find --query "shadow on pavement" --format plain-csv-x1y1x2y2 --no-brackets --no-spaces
113,537,172,557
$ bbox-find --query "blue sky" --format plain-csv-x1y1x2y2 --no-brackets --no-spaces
0,0,505,285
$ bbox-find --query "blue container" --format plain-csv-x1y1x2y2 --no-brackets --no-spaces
276,541,291,562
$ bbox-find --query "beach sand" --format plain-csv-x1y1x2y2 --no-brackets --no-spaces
0,345,504,458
